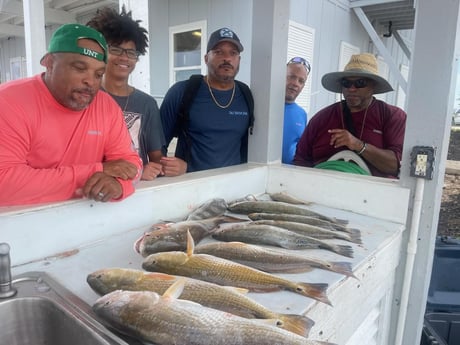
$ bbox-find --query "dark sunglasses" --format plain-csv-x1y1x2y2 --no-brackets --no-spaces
287,57,311,73
108,45,140,59
341,78,369,89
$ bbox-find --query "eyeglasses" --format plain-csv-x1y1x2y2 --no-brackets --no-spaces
108,45,140,60
287,57,311,73
341,78,369,89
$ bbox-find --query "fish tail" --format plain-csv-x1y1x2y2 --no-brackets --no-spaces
277,314,315,337
295,282,332,306
349,229,362,244
329,261,357,279
320,243,354,258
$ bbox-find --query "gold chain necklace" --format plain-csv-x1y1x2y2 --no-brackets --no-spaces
207,78,235,109
341,99,373,139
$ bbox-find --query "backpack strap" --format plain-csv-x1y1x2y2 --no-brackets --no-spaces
234,80,254,163
235,80,255,135
173,74,203,162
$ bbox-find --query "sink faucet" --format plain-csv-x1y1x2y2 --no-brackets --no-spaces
0,243,17,298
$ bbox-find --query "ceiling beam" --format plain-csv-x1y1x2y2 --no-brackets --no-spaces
0,22,24,36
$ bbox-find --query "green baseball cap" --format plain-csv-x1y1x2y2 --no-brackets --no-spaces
43,23,107,63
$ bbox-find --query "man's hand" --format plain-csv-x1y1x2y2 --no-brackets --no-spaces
81,172,123,202
159,157,187,176
103,159,138,180
141,162,164,181
328,129,363,151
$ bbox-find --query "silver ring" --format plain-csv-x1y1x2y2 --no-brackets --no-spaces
97,192,105,198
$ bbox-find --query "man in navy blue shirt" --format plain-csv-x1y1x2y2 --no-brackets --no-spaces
160,28,253,173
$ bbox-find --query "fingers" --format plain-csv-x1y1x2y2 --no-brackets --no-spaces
160,157,187,176
141,162,164,181
81,172,123,202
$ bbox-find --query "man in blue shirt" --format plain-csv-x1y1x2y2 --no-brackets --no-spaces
160,28,253,173
282,57,310,164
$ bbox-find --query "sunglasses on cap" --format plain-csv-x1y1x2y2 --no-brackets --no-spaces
340,78,369,89
287,57,311,73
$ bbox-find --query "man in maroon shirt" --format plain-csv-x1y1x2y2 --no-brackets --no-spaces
293,53,406,178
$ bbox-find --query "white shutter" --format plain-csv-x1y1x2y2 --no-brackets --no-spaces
287,21,315,114
336,42,360,102
376,56,389,102
397,64,409,109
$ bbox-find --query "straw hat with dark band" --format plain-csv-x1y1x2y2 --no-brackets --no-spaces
321,53,393,94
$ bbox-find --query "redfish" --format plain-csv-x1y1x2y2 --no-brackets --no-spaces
195,241,356,278
92,280,337,345
142,231,332,305
87,267,314,337
134,216,239,257
212,223,354,258
227,200,348,225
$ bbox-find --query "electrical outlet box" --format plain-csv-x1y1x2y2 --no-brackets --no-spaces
410,146,435,179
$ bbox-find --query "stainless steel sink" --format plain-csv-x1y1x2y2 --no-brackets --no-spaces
0,271,132,345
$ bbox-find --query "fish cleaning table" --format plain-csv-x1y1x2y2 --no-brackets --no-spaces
2,163,409,344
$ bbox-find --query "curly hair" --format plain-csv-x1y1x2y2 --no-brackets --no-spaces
86,5,148,55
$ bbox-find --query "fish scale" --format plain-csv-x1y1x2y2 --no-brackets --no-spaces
142,250,331,305
93,289,337,345
86,268,315,337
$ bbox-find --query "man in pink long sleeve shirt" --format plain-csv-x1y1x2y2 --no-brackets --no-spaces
0,24,142,206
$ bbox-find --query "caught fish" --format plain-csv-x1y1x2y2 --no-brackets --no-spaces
87,268,315,337
248,213,355,234
92,280,336,345
186,198,228,220
212,223,354,258
142,231,332,305
195,242,356,278
269,192,313,205
251,220,362,244
134,216,239,257
227,200,348,225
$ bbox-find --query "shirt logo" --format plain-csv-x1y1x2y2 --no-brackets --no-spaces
88,130,102,136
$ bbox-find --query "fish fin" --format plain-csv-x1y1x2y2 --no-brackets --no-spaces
144,272,177,281
222,286,250,295
319,242,354,258
327,262,357,279
333,244,354,258
296,282,332,306
186,229,195,256
162,277,186,299
349,229,363,244
278,314,315,337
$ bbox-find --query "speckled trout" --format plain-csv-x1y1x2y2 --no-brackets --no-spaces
227,200,348,225
212,223,354,258
195,241,356,278
248,212,355,233
186,198,228,220
87,268,314,337
250,219,362,244
134,216,240,257
269,192,313,205
92,280,337,345
142,231,332,305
